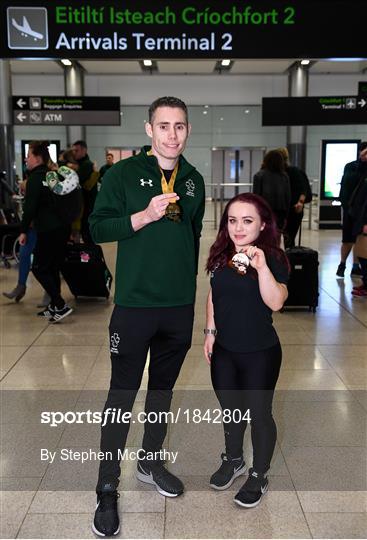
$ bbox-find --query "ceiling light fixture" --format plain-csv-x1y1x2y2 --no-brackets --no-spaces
327,57,367,62
300,59,310,65
61,59,72,66
139,59,158,73
214,59,233,73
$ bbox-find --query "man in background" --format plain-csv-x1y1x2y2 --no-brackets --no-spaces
72,140,99,244
337,141,367,277
99,153,114,183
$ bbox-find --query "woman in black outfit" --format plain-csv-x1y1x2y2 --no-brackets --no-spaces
204,192,289,508
253,149,290,233
19,140,73,323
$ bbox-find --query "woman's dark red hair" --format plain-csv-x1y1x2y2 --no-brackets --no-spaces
206,192,288,273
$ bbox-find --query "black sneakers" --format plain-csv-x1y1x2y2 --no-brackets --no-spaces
48,304,73,323
37,303,73,322
37,304,55,317
137,460,184,497
210,453,246,490
336,262,346,278
234,468,269,508
92,487,120,537
351,265,362,277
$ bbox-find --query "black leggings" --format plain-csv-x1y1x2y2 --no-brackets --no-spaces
97,304,194,490
32,227,70,309
211,341,282,474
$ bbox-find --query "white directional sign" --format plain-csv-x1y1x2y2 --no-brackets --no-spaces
16,112,27,122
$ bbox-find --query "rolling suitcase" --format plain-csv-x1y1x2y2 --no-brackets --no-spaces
283,225,319,312
61,243,112,299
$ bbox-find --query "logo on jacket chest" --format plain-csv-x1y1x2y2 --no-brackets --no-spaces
139,178,153,187
186,179,195,197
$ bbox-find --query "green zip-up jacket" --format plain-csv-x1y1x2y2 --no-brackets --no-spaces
89,146,205,307
20,164,65,233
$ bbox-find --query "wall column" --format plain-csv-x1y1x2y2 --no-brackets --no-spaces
0,60,15,188
64,63,85,146
287,62,310,170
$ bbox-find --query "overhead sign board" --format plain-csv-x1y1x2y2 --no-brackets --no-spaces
12,96,121,125
262,96,367,126
358,81,367,97
1,0,366,59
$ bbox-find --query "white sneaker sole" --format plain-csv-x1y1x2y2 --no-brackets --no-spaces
210,464,247,490
234,483,269,508
91,502,120,537
91,522,120,537
48,307,73,323
136,470,182,497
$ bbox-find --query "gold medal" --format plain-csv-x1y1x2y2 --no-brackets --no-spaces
165,201,181,222
147,148,181,222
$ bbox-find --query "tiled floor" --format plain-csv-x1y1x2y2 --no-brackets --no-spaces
1,214,366,539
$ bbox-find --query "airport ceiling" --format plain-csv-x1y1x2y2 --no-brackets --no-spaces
9,59,367,75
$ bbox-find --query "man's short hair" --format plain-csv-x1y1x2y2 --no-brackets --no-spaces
148,96,188,124
72,140,88,149
359,141,367,152
106,153,114,158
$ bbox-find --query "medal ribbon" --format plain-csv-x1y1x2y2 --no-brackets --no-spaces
147,148,179,203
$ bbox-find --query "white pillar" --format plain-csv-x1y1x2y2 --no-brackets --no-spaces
64,63,85,146
287,63,310,170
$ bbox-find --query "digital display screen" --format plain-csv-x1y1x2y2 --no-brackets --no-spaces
320,140,360,199
21,140,60,175
24,142,58,164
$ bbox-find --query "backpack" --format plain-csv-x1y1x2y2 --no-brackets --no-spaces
45,166,83,225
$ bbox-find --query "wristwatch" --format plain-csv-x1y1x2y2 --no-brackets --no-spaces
204,328,217,335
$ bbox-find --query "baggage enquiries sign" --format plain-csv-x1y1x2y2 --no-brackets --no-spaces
1,0,366,59
13,96,121,126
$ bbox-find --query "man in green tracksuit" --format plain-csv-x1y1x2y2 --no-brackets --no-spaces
90,96,205,537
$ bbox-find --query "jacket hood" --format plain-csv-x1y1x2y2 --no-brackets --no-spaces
139,146,196,179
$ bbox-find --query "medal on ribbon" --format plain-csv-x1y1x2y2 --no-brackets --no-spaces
229,251,252,275
147,148,181,222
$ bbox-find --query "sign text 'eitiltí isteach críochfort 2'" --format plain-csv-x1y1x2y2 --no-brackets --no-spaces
2,1,366,59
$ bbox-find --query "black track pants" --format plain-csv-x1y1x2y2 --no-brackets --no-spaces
210,341,282,474
32,227,70,309
96,304,194,490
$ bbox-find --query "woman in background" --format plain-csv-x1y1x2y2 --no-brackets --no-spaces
19,140,73,323
253,149,290,233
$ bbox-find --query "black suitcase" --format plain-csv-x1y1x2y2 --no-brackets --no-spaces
61,243,112,299
284,246,319,312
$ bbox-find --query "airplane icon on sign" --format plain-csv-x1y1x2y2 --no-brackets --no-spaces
11,16,43,41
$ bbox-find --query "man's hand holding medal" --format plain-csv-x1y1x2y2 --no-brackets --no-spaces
144,192,180,222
